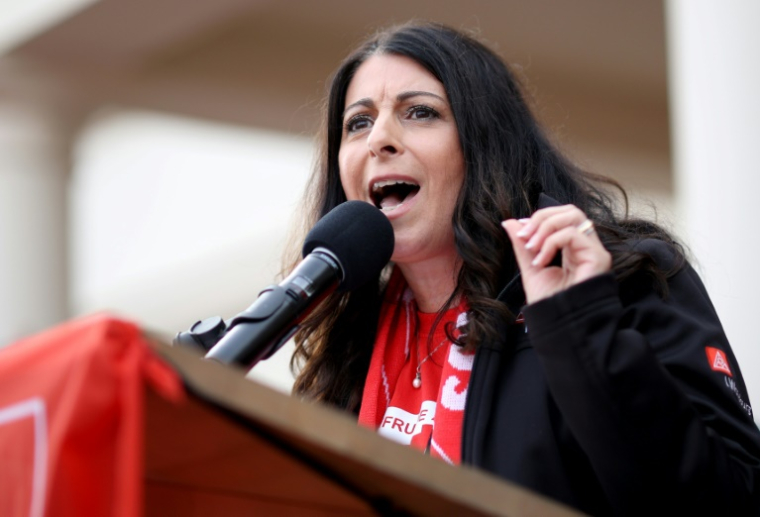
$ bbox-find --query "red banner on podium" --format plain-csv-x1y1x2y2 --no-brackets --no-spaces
0,314,184,517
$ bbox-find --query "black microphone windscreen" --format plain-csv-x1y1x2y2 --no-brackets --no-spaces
302,201,394,292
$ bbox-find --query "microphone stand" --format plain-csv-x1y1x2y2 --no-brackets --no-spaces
173,248,342,369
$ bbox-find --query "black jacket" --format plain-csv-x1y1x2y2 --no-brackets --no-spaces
461,238,760,515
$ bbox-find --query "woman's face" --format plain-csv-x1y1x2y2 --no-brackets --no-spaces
338,53,465,267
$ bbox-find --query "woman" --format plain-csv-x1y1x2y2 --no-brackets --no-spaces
286,22,760,515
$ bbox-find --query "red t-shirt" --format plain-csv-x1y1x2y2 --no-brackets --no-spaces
376,308,457,450
359,268,474,464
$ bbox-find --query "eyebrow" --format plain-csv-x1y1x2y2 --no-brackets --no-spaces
342,91,447,118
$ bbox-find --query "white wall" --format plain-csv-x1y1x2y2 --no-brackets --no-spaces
0,97,69,346
667,0,760,420
70,108,314,392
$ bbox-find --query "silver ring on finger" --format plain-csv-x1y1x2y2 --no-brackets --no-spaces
576,219,595,236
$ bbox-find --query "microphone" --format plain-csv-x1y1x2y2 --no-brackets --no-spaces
202,200,394,368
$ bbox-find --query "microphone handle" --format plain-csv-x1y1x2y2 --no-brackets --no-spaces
204,249,341,367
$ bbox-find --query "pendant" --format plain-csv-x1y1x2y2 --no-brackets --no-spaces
413,372,422,389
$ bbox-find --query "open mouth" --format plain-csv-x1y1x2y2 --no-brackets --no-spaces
370,180,420,212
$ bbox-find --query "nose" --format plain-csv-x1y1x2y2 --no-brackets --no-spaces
367,114,403,158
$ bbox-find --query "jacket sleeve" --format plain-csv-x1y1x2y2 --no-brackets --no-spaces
521,239,760,516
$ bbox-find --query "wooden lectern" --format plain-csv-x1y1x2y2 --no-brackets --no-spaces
0,315,584,516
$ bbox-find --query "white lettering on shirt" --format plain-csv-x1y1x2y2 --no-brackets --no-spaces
378,400,437,445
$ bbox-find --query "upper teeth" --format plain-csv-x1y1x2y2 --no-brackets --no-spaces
372,179,417,192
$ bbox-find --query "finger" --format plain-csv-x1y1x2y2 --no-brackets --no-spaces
530,226,579,268
524,207,588,252
532,226,613,280
502,219,538,273
515,205,576,240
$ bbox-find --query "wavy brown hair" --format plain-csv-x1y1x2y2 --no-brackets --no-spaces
287,22,683,411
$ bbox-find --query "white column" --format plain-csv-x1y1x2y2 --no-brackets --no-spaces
0,96,71,346
666,1,760,417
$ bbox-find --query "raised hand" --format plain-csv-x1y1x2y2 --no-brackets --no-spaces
502,205,612,304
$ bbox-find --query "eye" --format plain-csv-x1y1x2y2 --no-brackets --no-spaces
407,105,440,121
344,114,373,134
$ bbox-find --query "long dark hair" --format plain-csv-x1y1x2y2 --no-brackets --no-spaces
288,21,683,411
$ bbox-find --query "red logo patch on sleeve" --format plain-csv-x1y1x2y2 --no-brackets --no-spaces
705,346,732,377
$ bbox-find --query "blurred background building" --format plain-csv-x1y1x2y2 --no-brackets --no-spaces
0,0,757,420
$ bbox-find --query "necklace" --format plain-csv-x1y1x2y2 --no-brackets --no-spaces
413,338,448,389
